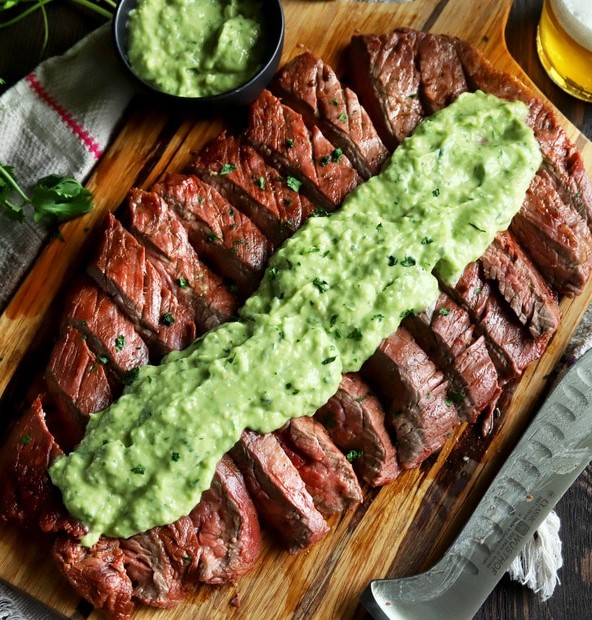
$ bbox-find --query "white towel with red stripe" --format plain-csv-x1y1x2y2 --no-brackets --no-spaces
0,22,135,309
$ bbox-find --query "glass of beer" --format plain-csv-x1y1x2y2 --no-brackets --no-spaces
536,0,592,102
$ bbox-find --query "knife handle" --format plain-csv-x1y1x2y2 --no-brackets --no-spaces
361,349,592,620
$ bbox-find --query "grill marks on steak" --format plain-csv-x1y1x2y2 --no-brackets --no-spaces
363,328,460,469
275,416,363,514
154,173,272,298
190,454,261,584
512,171,592,296
315,373,400,487
190,131,317,245
481,231,560,339
272,51,388,179
246,89,362,210
126,188,239,332
231,430,330,552
88,214,196,356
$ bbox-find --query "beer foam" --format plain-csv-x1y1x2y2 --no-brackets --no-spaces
551,0,592,52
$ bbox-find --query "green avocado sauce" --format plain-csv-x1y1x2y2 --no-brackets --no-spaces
49,91,541,546
127,0,265,97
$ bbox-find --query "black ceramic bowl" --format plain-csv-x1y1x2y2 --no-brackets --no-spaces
113,0,285,110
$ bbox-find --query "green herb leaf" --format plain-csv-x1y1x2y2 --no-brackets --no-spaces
219,163,236,176
131,465,145,475
19,434,32,445
438,307,451,316
345,449,363,462
177,276,189,288
286,176,301,192
322,356,337,365
400,256,416,267
313,277,329,293
160,312,175,326
114,335,126,351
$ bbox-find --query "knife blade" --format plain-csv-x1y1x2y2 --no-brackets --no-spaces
361,347,592,620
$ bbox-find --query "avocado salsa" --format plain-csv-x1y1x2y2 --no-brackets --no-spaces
127,0,265,97
49,91,542,546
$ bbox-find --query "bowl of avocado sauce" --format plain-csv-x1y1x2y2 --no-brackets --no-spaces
113,0,284,108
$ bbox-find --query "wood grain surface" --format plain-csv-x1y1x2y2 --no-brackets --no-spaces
1,1,591,619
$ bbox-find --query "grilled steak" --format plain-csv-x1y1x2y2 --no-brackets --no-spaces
481,231,560,339
512,171,592,296
315,373,400,486
191,131,317,245
246,89,362,210
275,416,363,514
363,327,460,468
53,536,134,620
154,173,272,297
126,187,239,331
405,292,502,424
120,516,200,608
231,430,330,552
45,324,115,421
0,397,84,537
190,454,261,584
272,51,388,179
349,30,424,149
88,214,196,356
64,280,150,376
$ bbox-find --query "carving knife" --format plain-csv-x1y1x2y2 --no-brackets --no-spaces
361,347,592,620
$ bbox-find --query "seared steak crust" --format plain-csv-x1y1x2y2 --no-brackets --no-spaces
190,131,317,245
272,51,388,179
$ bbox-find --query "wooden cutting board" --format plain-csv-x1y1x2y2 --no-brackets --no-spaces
1,0,592,618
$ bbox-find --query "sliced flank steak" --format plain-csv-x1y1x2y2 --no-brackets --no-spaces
0,397,85,537
64,280,150,377
231,430,330,553
481,231,560,339
512,171,592,296
246,89,362,210
45,324,115,421
405,292,502,424
87,214,196,357
190,454,261,584
126,187,239,332
275,415,363,514
53,535,134,620
120,516,200,609
190,131,317,245
154,173,272,298
363,327,460,469
272,51,388,179
315,372,400,487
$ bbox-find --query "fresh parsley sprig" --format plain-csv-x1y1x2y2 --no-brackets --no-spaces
0,163,94,223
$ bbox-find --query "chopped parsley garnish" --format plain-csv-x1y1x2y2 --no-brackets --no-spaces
388,255,398,266
177,276,189,288
160,312,175,326
347,328,363,341
256,176,266,190
331,98,339,106
19,434,32,445
286,138,295,148
97,355,108,364
432,188,440,197
400,309,415,319
372,313,384,321
438,307,451,316
122,367,140,385
338,113,347,122
114,335,126,351
171,452,181,462
332,147,343,162
421,236,433,245
131,465,145,475
219,163,236,176
313,277,330,293
469,222,487,232
400,256,416,267
312,206,329,217
346,449,363,462
330,314,338,327
322,356,337,365
286,176,302,192
319,154,331,166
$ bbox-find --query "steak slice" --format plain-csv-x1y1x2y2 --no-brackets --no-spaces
53,536,134,620
349,30,424,149
450,36,592,230
64,280,150,377
0,397,84,537
405,292,502,424
481,231,560,339
88,214,196,356
246,89,362,210
314,373,400,487
126,187,239,332
275,416,363,514
362,327,460,469
191,131,317,245
154,173,272,297
512,171,592,296
444,263,546,381
272,51,388,179
120,516,200,608
190,454,261,584
231,430,329,553
45,324,115,421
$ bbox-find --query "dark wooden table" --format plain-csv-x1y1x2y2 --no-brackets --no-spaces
1,1,591,618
